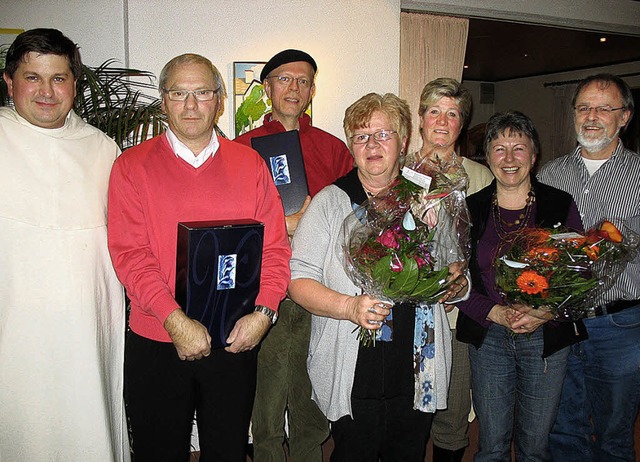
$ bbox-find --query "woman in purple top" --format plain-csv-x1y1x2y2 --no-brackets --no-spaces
455,111,587,461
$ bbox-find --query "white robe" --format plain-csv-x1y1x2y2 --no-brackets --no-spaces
0,108,129,461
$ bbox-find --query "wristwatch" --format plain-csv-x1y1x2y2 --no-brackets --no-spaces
254,305,278,325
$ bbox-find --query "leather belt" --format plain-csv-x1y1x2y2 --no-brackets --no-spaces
592,299,639,317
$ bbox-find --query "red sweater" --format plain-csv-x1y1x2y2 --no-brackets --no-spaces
235,113,353,197
107,134,291,342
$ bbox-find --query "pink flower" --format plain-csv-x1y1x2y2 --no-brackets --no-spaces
390,255,403,272
376,229,400,249
414,255,427,268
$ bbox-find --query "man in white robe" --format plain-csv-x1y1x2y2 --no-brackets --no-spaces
0,28,129,461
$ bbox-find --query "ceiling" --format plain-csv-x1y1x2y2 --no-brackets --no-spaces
462,18,640,82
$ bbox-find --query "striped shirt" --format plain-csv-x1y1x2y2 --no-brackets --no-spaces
538,140,640,304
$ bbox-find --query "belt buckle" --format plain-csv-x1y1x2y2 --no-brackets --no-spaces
587,306,601,318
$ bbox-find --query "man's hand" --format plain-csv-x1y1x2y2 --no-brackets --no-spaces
225,311,271,353
285,195,311,238
164,309,211,361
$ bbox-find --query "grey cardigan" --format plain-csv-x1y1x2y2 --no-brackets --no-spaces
290,183,362,421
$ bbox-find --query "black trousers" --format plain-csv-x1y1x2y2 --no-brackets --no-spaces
330,304,433,462
331,395,433,462
124,331,257,462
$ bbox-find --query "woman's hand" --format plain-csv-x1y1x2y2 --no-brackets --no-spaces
508,303,551,334
343,294,392,330
438,261,469,304
486,304,520,329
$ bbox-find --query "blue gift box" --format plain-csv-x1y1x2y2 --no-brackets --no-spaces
251,130,309,216
175,219,264,348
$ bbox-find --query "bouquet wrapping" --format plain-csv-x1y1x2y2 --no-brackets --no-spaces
342,155,471,345
494,220,640,321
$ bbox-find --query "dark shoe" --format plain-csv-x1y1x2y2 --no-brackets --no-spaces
432,445,465,462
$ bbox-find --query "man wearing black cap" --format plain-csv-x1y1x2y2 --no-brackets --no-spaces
236,49,352,461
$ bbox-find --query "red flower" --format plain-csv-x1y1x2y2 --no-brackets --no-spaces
414,255,427,268
376,229,400,249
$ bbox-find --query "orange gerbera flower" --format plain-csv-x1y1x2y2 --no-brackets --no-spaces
583,244,600,261
526,229,552,244
516,270,549,295
565,236,586,247
528,246,559,262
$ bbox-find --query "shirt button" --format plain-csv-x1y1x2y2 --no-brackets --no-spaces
584,189,589,194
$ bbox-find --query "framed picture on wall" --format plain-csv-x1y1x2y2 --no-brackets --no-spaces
232,61,311,138
233,62,267,137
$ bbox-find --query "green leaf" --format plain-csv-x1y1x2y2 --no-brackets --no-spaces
388,256,419,295
372,255,392,288
412,267,449,298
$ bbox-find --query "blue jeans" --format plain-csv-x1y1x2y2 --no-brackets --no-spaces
469,324,569,461
549,306,640,462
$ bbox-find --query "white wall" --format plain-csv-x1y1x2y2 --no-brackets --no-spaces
126,0,400,140
1,0,400,142
0,0,126,66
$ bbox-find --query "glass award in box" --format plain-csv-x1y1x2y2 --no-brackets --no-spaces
250,130,309,216
175,219,264,348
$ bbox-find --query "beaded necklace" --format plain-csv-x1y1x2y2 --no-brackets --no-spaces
492,190,536,238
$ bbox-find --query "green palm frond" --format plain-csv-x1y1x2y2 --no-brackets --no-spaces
74,59,166,149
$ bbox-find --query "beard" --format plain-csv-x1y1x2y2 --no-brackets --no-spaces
576,122,619,153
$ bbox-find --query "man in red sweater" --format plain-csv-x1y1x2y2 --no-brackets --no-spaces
235,49,353,462
107,53,290,462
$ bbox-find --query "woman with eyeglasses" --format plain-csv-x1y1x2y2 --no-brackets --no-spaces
288,93,468,461
405,77,493,462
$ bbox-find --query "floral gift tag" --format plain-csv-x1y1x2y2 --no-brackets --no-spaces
402,167,432,190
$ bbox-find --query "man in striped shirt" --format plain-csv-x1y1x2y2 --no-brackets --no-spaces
538,73,640,462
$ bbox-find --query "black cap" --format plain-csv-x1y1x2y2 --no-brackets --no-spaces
260,49,317,82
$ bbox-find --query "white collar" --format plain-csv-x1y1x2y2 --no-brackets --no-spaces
165,127,219,168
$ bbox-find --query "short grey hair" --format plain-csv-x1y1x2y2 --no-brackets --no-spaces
572,73,634,130
158,53,227,112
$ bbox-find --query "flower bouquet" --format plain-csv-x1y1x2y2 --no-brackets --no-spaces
494,220,640,320
342,155,471,345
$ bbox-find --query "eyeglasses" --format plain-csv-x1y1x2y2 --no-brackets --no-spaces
265,75,313,89
574,105,626,115
350,130,397,144
163,88,219,102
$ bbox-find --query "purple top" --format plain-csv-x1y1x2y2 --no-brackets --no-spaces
457,201,583,327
